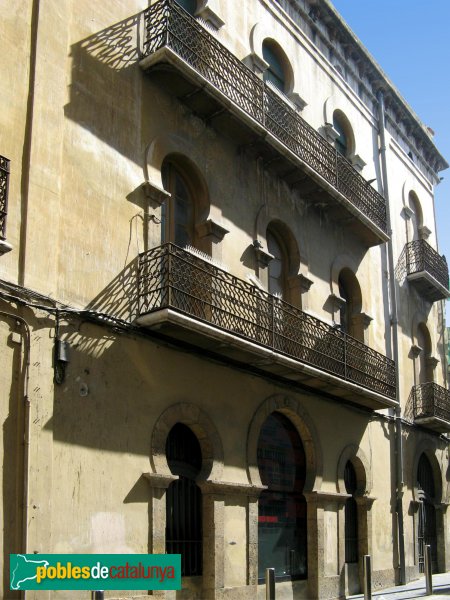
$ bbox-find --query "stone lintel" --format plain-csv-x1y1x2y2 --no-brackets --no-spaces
199,479,267,497
304,490,351,505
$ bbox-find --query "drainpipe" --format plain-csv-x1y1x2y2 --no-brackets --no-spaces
0,311,31,599
377,90,406,585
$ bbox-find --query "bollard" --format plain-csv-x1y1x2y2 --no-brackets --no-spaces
424,545,432,595
363,555,372,600
93,592,104,600
265,567,275,600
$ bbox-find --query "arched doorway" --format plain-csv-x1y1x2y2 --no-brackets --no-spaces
417,453,437,573
166,423,203,576
257,412,307,581
344,461,358,565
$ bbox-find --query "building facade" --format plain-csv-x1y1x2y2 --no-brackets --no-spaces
1,0,450,599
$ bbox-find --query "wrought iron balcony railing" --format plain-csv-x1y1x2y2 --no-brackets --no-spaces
138,244,396,400
0,155,10,240
139,0,388,235
406,239,449,300
412,382,450,428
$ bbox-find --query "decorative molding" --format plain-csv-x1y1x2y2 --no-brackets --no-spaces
288,91,308,112
320,122,339,145
0,239,12,255
418,225,432,240
355,495,377,508
293,273,314,294
410,344,422,358
196,218,229,242
402,205,414,220
254,245,274,268
426,356,439,370
142,181,171,205
143,472,178,489
243,52,269,76
353,312,373,330
350,153,366,173
328,292,346,311
304,490,350,505
199,480,267,497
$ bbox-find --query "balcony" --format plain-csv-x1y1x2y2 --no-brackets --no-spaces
139,0,388,247
136,244,397,409
411,383,450,433
406,240,449,302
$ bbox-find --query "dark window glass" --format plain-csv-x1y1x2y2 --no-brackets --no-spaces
166,423,202,576
333,114,348,157
263,42,286,92
267,230,286,298
161,163,194,247
258,412,307,581
338,274,350,334
344,461,358,563
175,0,197,16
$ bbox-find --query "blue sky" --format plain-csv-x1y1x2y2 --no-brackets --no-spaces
330,0,450,318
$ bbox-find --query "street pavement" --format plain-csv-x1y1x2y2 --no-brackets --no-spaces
348,571,450,599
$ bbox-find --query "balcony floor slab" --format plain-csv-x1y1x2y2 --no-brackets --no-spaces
136,308,398,411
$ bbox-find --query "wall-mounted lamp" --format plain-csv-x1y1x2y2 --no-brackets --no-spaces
54,339,70,385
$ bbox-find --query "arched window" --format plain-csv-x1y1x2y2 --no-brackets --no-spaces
262,41,287,93
257,412,307,581
267,228,288,298
161,162,195,248
416,323,433,384
333,111,354,158
166,423,202,576
175,0,197,16
408,192,423,242
338,268,363,341
417,454,437,573
344,461,358,564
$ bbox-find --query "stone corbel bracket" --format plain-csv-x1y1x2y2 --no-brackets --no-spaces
196,218,229,243
142,181,171,207
0,239,12,255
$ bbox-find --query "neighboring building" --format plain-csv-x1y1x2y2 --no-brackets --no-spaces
1,1,450,599
447,326,450,385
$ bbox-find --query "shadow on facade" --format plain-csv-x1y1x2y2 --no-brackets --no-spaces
64,13,144,165
85,256,139,324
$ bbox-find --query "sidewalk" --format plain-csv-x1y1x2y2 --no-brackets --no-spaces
348,572,450,599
